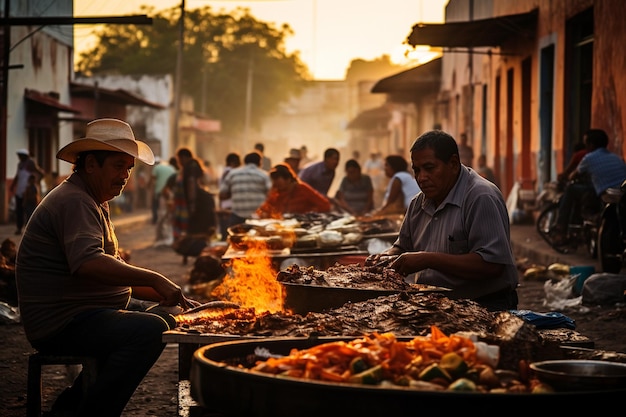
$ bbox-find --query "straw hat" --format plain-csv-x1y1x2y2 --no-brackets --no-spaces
285,148,301,160
56,118,155,165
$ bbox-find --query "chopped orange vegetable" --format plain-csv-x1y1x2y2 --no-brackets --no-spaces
250,328,483,387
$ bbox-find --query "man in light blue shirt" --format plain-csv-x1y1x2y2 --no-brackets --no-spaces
299,148,340,196
556,128,626,239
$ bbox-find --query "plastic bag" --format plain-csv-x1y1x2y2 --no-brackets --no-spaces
582,273,626,305
509,309,576,330
543,276,582,309
366,238,393,255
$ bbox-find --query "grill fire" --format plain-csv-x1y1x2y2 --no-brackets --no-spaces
176,239,288,325
212,239,285,313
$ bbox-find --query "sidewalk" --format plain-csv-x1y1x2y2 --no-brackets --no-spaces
0,209,153,247
1,210,597,270
509,221,600,269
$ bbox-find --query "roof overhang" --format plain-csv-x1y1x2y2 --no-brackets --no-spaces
180,116,221,135
70,82,166,109
24,89,82,113
371,58,441,98
407,9,538,48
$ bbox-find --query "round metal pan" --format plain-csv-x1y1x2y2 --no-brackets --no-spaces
529,360,626,391
190,337,626,417
280,282,450,315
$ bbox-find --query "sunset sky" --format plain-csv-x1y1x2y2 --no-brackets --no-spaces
74,0,448,80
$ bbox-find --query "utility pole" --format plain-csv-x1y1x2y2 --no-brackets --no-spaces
244,52,253,150
1,0,11,224
173,0,185,148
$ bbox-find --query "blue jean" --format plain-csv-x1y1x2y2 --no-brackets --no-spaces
32,301,177,417
557,182,595,230
228,212,247,229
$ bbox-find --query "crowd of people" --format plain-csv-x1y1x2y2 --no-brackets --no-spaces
147,141,432,246
9,129,497,250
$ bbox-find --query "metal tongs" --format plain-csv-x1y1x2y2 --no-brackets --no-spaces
183,300,240,315
370,255,399,268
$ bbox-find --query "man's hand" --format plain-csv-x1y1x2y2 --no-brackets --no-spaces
180,296,201,310
365,248,401,266
388,252,426,276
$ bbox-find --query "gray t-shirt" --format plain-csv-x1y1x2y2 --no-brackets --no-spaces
394,166,518,300
16,173,130,343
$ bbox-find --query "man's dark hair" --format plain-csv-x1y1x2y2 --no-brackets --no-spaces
385,155,408,173
244,151,262,166
324,148,340,159
585,129,609,149
410,130,459,163
225,152,241,166
74,150,116,171
269,163,297,181
345,159,361,170
176,147,193,159
254,143,264,152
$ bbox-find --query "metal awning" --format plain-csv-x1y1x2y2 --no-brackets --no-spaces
70,82,166,109
407,9,538,48
371,58,441,95
24,89,82,113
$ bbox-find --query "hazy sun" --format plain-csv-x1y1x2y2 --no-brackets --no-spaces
390,45,442,67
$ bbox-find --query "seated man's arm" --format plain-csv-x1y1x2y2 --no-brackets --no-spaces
76,255,191,308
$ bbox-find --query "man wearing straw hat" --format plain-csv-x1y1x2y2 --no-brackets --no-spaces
15,118,200,416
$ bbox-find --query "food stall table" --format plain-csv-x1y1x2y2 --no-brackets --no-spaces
221,245,369,270
163,330,257,416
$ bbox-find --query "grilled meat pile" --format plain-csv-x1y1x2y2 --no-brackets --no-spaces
277,263,412,291
177,291,541,370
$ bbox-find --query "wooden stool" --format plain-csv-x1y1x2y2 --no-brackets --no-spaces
27,352,98,417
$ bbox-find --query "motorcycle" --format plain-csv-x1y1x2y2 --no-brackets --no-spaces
597,179,626,273
535,179,603,256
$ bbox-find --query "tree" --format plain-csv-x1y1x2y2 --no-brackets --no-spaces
76,6,310,136
345,55,409,83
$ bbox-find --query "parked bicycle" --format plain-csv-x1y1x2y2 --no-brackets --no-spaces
598,179,626,273
535,179,603,256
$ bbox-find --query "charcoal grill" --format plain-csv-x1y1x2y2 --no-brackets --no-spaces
281,282,450,314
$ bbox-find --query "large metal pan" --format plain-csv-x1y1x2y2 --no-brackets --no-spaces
281,282,450,315
190,337,626,417
529,360,626,391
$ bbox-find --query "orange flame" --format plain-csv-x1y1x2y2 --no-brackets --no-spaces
210,238,285,313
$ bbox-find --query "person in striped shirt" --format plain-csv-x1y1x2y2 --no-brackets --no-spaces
219,151,271,227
